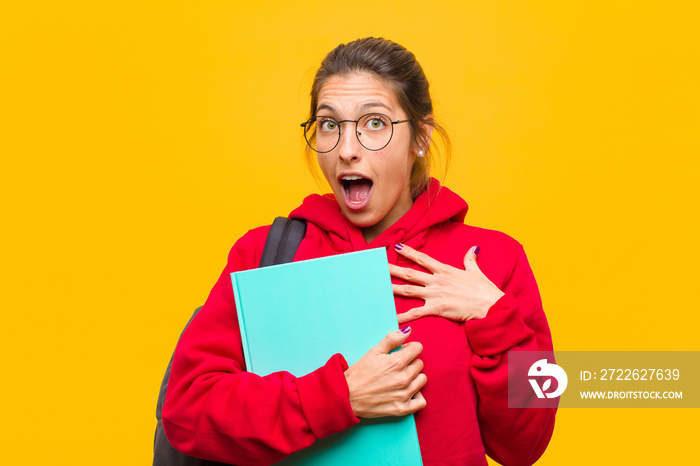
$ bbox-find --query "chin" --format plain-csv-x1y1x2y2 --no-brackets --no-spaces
340,208,379,228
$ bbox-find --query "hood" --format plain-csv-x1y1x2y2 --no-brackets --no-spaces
289,178,468,251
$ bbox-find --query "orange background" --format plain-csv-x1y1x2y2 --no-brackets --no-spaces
2,1,698,464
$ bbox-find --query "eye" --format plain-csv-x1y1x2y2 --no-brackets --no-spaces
363,114,388,131
319,118,338,132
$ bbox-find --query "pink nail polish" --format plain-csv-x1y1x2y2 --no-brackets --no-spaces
400,326,411,334
395,243,404,251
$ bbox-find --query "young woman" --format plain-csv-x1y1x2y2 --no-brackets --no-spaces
162,37,556,466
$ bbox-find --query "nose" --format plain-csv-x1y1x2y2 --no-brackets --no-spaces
337,123,362,163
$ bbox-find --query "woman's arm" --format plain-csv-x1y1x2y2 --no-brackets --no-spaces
161,231,359,465
392,243,556,466
162,231,428,465
463,248,555,466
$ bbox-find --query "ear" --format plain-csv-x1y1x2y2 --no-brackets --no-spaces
414,114,434,155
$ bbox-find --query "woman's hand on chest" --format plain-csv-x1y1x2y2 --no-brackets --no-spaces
390,243,505,325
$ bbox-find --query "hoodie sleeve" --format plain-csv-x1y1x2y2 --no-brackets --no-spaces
161,231,360,465
464,247,556,466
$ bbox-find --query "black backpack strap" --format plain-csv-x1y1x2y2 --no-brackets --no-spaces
154,217,307,466
155,306,203,421
156,217,306,421
259,217,307,267
154,307,212,466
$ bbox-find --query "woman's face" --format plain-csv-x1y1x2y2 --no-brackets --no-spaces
315,73,418,242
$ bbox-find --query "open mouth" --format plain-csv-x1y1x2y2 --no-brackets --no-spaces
340,175,373,208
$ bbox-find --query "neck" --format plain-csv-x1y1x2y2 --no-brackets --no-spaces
360,200,413,243
360,225,382,244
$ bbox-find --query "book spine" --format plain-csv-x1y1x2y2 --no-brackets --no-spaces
230,272,253,372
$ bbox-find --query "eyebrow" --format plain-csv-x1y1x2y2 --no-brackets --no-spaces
316,101,393,116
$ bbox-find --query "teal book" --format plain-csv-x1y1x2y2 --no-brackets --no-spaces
230,247,423,465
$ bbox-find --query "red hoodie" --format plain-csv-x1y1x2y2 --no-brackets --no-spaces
162,179,556,465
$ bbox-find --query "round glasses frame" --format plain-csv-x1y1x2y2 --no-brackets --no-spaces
300,113,411,153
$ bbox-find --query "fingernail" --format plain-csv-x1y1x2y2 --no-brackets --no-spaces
400,326,411,334
473,246,480,256
395,243,404,251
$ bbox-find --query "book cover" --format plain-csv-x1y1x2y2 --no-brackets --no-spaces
230,247,423,465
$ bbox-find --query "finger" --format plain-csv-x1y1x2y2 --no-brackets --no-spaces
394,341,423,363
396,306,427,325
406,372,428,395
397,308,424,324
389,264,433,285
412,388,426,402
398,372,428,399
373,327,411,354
392,283,428,299
405,389,427,413
405,358,425,379
393,379,428,416
398,301,453,323
394,243,446,273
463,245,481,271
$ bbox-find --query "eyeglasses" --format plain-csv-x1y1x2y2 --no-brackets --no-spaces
300,113,411,153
